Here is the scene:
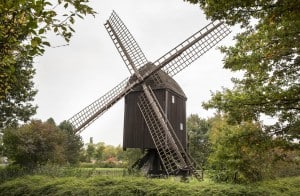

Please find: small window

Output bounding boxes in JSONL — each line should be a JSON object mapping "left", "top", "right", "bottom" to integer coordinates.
{"left": 171, "top": 95, "right": 175, "bottom": 104}
{"left": 180, "top": 123, "right": 184, "bottom": 131}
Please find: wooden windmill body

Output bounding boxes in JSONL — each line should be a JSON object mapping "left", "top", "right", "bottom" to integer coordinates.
{"left": 68, "top": 11, "right": 230, "bottom": 180}
{"left": 124, "top": 63, "right": 187, "bottom": 150}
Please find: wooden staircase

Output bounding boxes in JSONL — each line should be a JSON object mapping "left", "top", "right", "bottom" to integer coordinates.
{"left": 138, "top": 86, "right": 202, "bottom": 180}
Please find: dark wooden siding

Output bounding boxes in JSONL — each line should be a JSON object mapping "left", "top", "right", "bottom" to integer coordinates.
{"left": 123, "top": 89, "right": 186, "bottom": 150}
{"left": 165, "top": 90, "right": 187, "bottom": 149}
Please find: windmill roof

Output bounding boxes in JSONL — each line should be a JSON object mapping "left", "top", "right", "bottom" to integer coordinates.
{"left": 129, "top": 63, "right": 186, "bottom": 98}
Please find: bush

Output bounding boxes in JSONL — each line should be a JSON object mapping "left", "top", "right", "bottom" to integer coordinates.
{"left": 0, "top": 164, "right": 130, "bottom": 184}
{"left": 208, "top": 118, "right": 276, "bottom": 183}
{"left": 0, "top": 175, "right": 299, "bottom": 195}
{"left": 0, "top": 164, "right": 29, "bottom": 183}
{"left": 2, "top": 120, "right": 83, "bottom": 168}
{"left": 79, "top": 162, "right": 96, "bottom": 168}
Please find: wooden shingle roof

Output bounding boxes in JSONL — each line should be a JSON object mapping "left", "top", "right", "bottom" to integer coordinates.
{"left": 128, "top": 63, "right": 186, "bottom": 98}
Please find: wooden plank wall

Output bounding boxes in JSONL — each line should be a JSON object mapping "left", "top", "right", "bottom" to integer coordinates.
{"left": 123, "top": 89, "right": 187, "bottom": 150}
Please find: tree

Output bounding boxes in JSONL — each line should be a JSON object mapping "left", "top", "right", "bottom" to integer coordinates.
{"left": 208, "top": 115, "right": 274, "bottom": 183}
{"left": 0, "top": 132, "right": 3, "bottom": 158}
{"left": 102, "top": 145, "right": 118, "bottom": 161}
{"left": 59, "top": 121, "right": 83, "bottom": 165}
{"left": 115, "top": 145, "right": 124, "bottom": 161}
{"left": 2, "top": 119, "right": 84, "bottom": 168}
{"left": 2, "top": 120, "right": 66, "bottom": 168}
{"left": 121, "top": 148, "right": 143, "bottom": 168}
{"left": 186, "top": 114, "right": 211, "bottom": 169}
{"left": 86, "top": 143, "right": 95, "bottom": 163}
{"left": 0, "top": 57, "right": 37, "bottom": 129}
{"left": 94, "top": 142, "right": 105, "bottom": 162}
{"left": 186, "top": 0, "right": 300, "bottom": 141}
{"left": 0, "top": 0, "right": 96, "bottom": 129}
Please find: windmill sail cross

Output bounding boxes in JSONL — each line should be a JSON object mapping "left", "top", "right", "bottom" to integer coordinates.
{"left": 68, "top": 11, "right": 230, "bottom": 149}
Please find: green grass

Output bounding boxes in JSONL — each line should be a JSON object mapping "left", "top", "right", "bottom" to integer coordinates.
{"left": 0, "top": 165, "right": 130, "bottom": 184}
{"left": 0, "top": 175, "right": 299, "bottom": 195}
{"left": 81, "top": 167, "right": 125, "bottom": 171}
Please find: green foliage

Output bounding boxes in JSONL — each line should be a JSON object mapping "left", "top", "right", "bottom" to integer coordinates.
{"left": 59, "top": 121, "right": 83, "bottom": 165}
{"left": 186, "top": 0, "right": 300, "bottom": 141}
{"left": 209, "top": 116, "right": 273, "bottom": 183}
{"left": 94, "top": 142, "right": 105, "bottom": 162}
{"left": 186, "top": 114, "right": 299, "bottom": 183}
{"left": 0, "top": 132, "right": 3, "bottom": 156}
{"left": 0, "top": 164, "right": 127, "bottom": 184}
{"left": 102, "top": 144, "right": 118, "bottom": 160}
{"left": 0, "top": 56, "right": 37, "bottom": 129}
{"left": 187, "top": 114, "right": 211, "bottom": 169}
{"left": 121, "top": 148, "right": 143, "bottom": 168}
{"left": 270, "top": 148, "right": 300, "bottom": 178}
{"left": 80, "top": 141, "right": 142, "bottom": 168}
{"left": 0, "top": 164, "right": 29, "bottom": 183}
{"left": 3, "top": 120, "right": 66, "bottom": 168}
{"left": 0, "top": 0, "right": 96, "bottom": 60}
{"left": 207, "top": 115, "right": 295, "bottom": 183}
{"left": 86, "top": 143, "right": 95, "bottom": 162}
{"left": 0, "top": 174, "right": 300, "bottom": 195}
{"left": 2, "top": 119, "right": 84, "bottom": 168}
{"left": 0, "top": 0, "right": 96, "bottom": 129}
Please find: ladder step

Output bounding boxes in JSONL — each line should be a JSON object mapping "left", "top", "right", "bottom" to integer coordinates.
{"left": 138, "top": 88, "right": 188, "bottom": 175}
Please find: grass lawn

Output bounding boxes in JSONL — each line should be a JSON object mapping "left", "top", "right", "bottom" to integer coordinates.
{"left": 0, "top": 174, "right": 299, "bottom": 195}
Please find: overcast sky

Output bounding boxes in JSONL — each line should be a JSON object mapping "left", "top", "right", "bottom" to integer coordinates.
{"left": 33, "top": 0, "right": 238, "bottom": 146}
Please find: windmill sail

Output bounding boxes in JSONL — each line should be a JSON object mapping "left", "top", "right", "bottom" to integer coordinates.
{"left": 105, "top": 11, "right": 148, "bottom": 75}
{"left": 68, "top": 77, "right": 136, "bottom": 133}
{"left": 153, "top": 21, "right": 231, "bottom": 77}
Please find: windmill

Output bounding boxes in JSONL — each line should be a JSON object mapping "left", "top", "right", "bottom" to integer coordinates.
{"left": 68, "top": 11, "right": 230, "bottom": 180}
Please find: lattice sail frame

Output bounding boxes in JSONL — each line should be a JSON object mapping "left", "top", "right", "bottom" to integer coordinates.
{"left": 104, "top": 11, "right": 148, "bottom": 75}
{"left": 68, "top": 11, "right": 231, "bottom": 133}
{"left": 68, "top": 77, "right": 135, "bottom": 133}
{"left": 156, "top": 21, "right": 230, "bottom": 77}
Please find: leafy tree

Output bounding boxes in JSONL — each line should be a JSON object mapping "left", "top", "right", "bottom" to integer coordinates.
{"left": 0, "top": 57, "right": 37, "bottom": 129}
{"left": 2, "top": 120, "right": 66, "bottom": 168}
{"left": 102, "top": 145, "right": 118, "bottom": 161}
{"left": 115, "top": 145, "right": 124, "bottom": 161}
{"left": 186, "top": 114, "right": 211, "bottom": 169}
{"left": 80, "top": 142, "right": 141, "bottom": 168}
{"left": 47, "top": 117, "right": 56, "bottom": 125}
{"left": 86, "top": 143, "right": 95, "bottom": 163}
{"left": 78, "top": 146, "right": 90, "bottom": 163}
{"left": 270, "top": 147, "right": 300, "bottom": 177}
{"left": 2, "top": 119, "right": 84, "bottom": 167}
{"left": 0, "top": 132, "right": 3, "bottom": 158}
{"left": 0, "top": 0, "right": 96, "bottom": 129}
{"left": 94, "top": 142, "right": 105, "bottom": 162}
{"left": 59, "top": 120, "right": 83, "bottom": 165}
{"left": 121, "top": 148, "right": 143, "bottom": 168}
{"left": 208, "top": 115, "right": 274, "bottom": 183}
{"left": 186, "top": 0, "right": 300, "bottom": 141}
